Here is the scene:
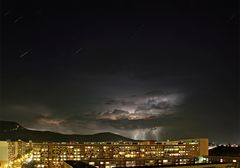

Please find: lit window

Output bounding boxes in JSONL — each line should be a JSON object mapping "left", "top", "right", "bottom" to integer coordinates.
{"left": 163, "top": 160, "right": 168, "bottom": 163}
{"left": 89, "top": 162, "right": 95, "bottom": 166}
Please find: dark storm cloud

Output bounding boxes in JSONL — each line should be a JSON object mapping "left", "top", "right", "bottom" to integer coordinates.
{"left": 97, "top": 115, "right": 180, "bottom": 130}
{"left": 1, "top": 0, "right": 238, "bottom": 143}
{"left": 0, "top": 104, "right": 59, "bottom": 130}
{"left": 97, "top": 91, "right": 183, "bottom": 121}
{"left": 136, "top": 98, "right": 171, "bottom": 111}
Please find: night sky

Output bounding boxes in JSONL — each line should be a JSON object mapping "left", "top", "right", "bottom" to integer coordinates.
{"left": 1, "top": 0, "right": 239, "bottom": 143}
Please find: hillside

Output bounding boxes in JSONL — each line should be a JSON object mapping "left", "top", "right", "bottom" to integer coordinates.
{"left": 0, "top": 121, "right": 133, "bottom": 142}
{"left": 209, "top": 145, "right": 240, "bottom": 157}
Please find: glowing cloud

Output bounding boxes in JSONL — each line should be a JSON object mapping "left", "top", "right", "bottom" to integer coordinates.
{"left": 97, "top": 92, "right": 184, "bottom": 121}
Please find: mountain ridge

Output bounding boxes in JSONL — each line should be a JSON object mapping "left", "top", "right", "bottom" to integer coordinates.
{"left": 0, "top": 120, "right": 133, "bottom": 142}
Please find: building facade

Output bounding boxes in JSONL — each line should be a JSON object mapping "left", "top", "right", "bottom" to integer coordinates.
{"left": 31, "top": 139, "right": 208, "bottom": 167}
{"left": 1, "top": 140, "right": 33, "bottom": 168}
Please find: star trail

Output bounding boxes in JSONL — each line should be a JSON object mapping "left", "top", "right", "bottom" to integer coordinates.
{"left": 1, "top": 0, "right": 239, "bottom": 144}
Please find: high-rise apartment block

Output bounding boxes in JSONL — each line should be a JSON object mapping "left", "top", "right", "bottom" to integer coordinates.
{"left": 32, "top": 138, "right": 208, "bottom": 167}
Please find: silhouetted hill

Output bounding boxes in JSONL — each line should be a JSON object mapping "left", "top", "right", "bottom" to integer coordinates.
{"left": 209, "top": 146, "right": 240, "bottom": 157}
{"left": 0, "top": 121, "right": 133, "bottom": 142}
{"left": 0, "top": 121, "right": 25, "bottom": 132}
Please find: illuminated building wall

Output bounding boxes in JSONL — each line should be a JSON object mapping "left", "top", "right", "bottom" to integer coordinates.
{"left": 0, "top": 141, "right": 8, "bottom": 168}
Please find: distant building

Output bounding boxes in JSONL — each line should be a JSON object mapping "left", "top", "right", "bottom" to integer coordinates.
{"left": 31, "top": 138, "right": 208, "bottom": 167}
{"left": 64, "top": 162, "right": 238, "bottom": 168}
{"left": 63, "top": 156, "right": 240, "bottom": 168}
{"left": 4, "top": 138, "right": 240, "bottom": 167}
